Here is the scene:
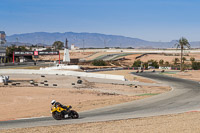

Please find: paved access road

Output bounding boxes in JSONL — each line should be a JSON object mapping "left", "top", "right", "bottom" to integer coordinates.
{"left": 1, "top": 72, "right": 200, "bottom": 129}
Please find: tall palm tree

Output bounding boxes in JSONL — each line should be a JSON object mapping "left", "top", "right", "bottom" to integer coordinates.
{"left": 175, "top": 37, "right": 190, "bottom": 71}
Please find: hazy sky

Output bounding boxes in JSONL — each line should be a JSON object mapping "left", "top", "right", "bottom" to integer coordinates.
{"left": 0, "top": 0, "right": 200, "bottom": 42}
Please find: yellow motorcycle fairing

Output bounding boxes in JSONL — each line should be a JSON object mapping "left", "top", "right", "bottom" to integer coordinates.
{"left": 51, "top": 105, "right": 71, "bottom": 113}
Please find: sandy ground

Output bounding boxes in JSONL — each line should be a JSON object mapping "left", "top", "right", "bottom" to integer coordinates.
{"left": 94, "top": 70, "right": 156, "bottom": 83}
{"left": 0, "top": 73, "right": 168, "bottom": 121}
{"left": 3, "top": 111, "right": 200, "bottom": 133}
{"left": 122, "top": 53, "right": 200, "bottom": 66}
{"left": 163, "top": 70, "right": 200, "bottom": 82}
{"left": 2, "top": 70, "right": 200, "bottom": 133}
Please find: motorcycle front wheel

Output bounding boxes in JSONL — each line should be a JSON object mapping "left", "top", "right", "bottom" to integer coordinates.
{"left": 52, "top": 112, "right": 63, "bottom": 120}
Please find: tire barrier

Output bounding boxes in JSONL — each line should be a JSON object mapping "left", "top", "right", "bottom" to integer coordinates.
{"left": 77, "top": 80, "right": 82, "bottom": 84}
{"left": 53, "top": 84, "right": 57, "bottom": 86}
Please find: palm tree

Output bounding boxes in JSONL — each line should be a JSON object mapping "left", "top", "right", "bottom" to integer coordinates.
{"left": 159, "top": 59, "right": 164, "bottom": 66}
{"left": 182, "top": 57, "right": 187, "bottom": 64}
{"left": 165, "top": 61, "right": 170, "bottom": 66}
{"left": 173, "top": 58, "right": 180, "bottom": 65}
{"left": 175, "top": 37, "right": 190, "bottom": 71}
{"left": 190, "top": 57, "right": 195, "bottom": 63}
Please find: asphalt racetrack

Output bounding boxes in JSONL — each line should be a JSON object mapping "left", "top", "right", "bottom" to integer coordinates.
{"left": 1, "top": 72, "right": 200, "bottom": 129}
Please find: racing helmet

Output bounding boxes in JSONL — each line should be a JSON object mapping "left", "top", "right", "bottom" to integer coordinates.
{"left": 51, "top": 100, "right": 56, "bottom": 105}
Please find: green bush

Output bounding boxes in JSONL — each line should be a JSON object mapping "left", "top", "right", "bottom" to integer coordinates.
{"left": 92, "top": 60, "right": 106, "bottom": 66}
{"left": 132, "top": 60, "right": 142, "bottom": 67}
{"left": 147, "top": 59, "right": 159, "bottom": 68}
{"left": 192, "top": 61, "right": 200, "bottom": 70}
{"left": 132, "top": 59, "right": 159, "bottom": 68}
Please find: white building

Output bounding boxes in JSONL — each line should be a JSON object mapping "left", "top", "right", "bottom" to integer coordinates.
{"left": 71, "top": 44, "right": 79, "bottom": 50}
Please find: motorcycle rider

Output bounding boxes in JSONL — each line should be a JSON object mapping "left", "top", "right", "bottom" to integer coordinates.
{"left": 51, "top": 100, "right": 70, "bottom": 117}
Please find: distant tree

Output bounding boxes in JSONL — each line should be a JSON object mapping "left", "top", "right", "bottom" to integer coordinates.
{"left": 165, "top": 61, "right": 170, "bottom": 66}
{"left": 182, "top": 57, "right": 187, "bottom": 64}
{"left": 192, "top": 61, "right": 200, "bottom": 70}
{"left": 6, "top": 45, "right": 16, "bottom": 57}
{"left": 29, "top": 46, "right": 32, "bottom": 51}
{"left": 147, "top": 59, "right": 159, "bottom": 68}
{"left": 92, "top": 60, "right": 106, "bottom": 66}
{"left": 159, "top": 59, "right": 164, "bottom": 66}
{"left": 143, "top": 62, "right": 148, "bottom": 69}
{"left": 44, "top": 47, "right": 52, "bottom": 51}
{"left": 132, "top": 60, "right": 142, "bottom": 67}
{"left": 173, "top": 58, "right": 180, "bottom": 65}
{"left": 175, "top": 37, "right": 190, "bottom": 71}
{"left": 6, "top": 45, "right": 30, "bottom": 62}
{"left": 52, "top": 41, "right": 64, "bottom": 50}
{"left": 190, "top": 57, "right": 195, "bottom": 63}
{"left": 17, "top": 46, "right": 27, "bottom": 51}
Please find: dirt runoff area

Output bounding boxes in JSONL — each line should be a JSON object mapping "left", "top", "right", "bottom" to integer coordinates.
{"left": 0, "top": 73, "right": 169, "bottom": 121}
{"left": 3, "top": 70, "right": 200, "bottom": 133}
{"left": 163, "top": 70, "right": 200, "bottom": 82}
{"left": 94, "top": 70, "right": 156, "bottom": 83}
{"left": 3, "top": 111, "right": 200, "bottom": 133}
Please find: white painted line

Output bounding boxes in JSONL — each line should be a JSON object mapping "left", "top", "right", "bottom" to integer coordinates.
{"left": 17, "top": 116, "right": 50, "bottom": 120}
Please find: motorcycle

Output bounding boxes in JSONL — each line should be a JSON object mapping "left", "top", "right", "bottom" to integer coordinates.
{"left": 51, "top": 105, "right": 79, "bottom": 120}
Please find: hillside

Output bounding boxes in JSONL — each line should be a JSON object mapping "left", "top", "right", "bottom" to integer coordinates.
{"left": 6, "top": 32, "right": 200, "bottom": 48}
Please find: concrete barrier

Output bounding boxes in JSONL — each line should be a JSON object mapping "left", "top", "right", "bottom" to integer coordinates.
{"left": 159, "top": 67, "right": 172, "bottom": 70}
{"left": 40, "top": 64, "right": 80, "bottom": 70}
{"left": 0, "top": 69, "right": 125, "bottom": 81}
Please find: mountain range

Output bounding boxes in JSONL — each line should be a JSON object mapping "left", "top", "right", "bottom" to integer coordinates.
{"left": 6, "top": 32, "right": 200, "bottom": 48}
